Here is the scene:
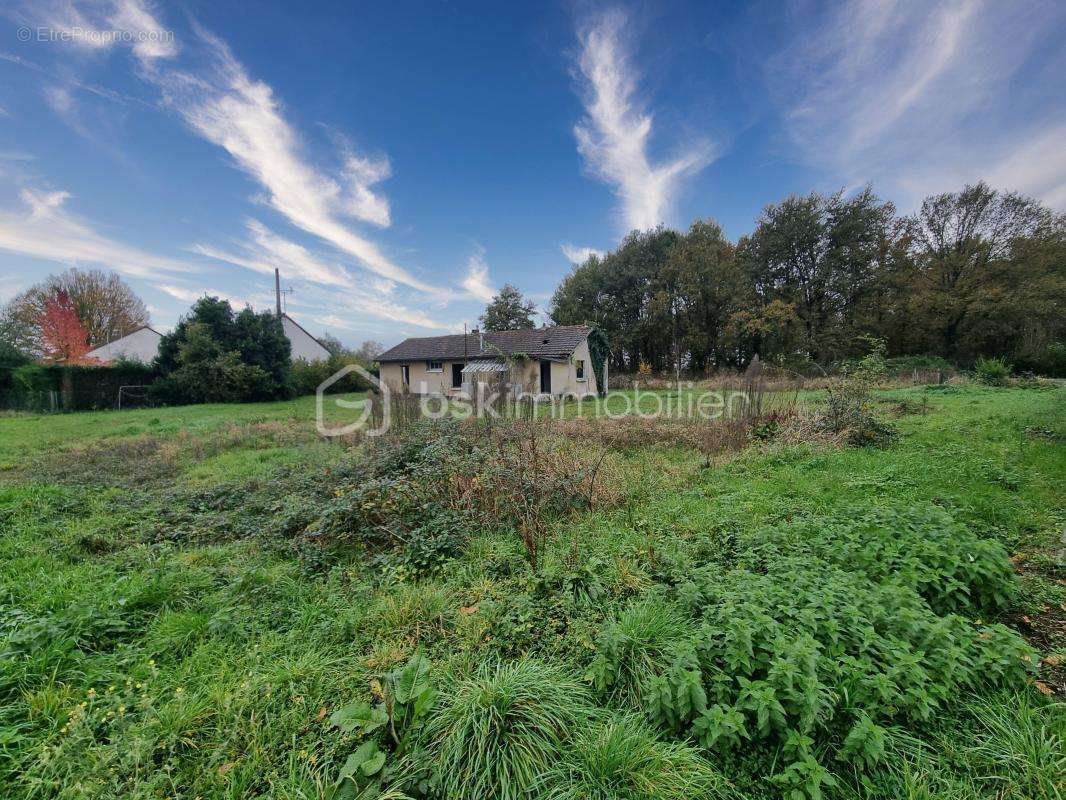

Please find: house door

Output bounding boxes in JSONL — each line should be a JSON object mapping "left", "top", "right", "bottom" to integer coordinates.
{"left": 401, "top": 365, "right": 410, "bottom": 389}
{"left": 452, "top": 363, "right": 464, "bottom": 389}
{"left": 539, "top": 360, "right": 552, "bottom": 394}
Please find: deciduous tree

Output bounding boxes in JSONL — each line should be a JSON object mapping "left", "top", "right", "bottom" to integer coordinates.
{"left": 480, "top": 284, "right": 537, "bottom": 331}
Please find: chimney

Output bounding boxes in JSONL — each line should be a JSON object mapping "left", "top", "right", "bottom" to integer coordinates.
{"left": 274, "top": 268, "right": 282, "bottom": 317}
{"left": 472, "top": 327, "right": 483, "bottom": 351}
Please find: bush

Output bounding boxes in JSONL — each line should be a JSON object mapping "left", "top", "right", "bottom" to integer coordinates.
{"left": 152, "top": 297, "right": 293, "bottom": 404}
{"left": 1, "top": 361, "right": 156, "bottom": 411}
{"left": 150, "top": 326, "right": 271, "bottom": 405}
{"left": 973, "top": 356, "right": 1012, "bottom": 386}
{"left": 820, "top": 338, "right": 897, "bottom": 446}
{"left": 423, "top": 658, "right": 591, "bottom": 799}
{"left": 291, "top": 354, "right": 375, "bottom": 397}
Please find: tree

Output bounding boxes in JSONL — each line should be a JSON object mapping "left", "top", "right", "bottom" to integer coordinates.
{"left": 480, "top": 284, "right": 537, "bottom": 331}
{"left": 355, "top": 340, "right": 384, "bottom": 362}
{"left": 739, "top": 187, "right": 895, "bottom": 363}
{"left": 153, "top": 297, "right": 293, "bottom": 404}
{"left": 38, "top": 289, "right": 96, "bottom": 364}
{"left": 898, "top": 182, "right": 1058, "bottom": 361}
{"left": 0, "top": 269, "right": 148, "bottom": 357}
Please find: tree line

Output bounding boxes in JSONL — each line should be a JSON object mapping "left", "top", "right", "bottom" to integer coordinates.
{"left": 548, "top": 183, "right": 1066, "bottom": 375}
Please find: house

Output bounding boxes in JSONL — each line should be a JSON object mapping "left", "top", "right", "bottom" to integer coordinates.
{"left": 281, "top": 314, "right": 331, "bottom": 361}
{"left": 376, "top": 325, "right": 606, "bottom": 397}
{"left": 84, "top": 314, "right": 330, "bottom": 365}
{"left": 85, "top": 325, "right": 162, "bottom": 364}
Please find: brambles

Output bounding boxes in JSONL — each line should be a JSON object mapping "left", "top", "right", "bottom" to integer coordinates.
{"left": 298, "top": 419, "right": 620, "bottom": 573}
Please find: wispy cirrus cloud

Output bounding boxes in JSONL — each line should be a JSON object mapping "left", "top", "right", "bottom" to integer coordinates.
{"left": 155, "top": 282, "right": 251, "bottom": 308}
{"left": 193, "top": 221, "right": 454, "bottom": 331}
{"left": 192, "top": 219, "right": 354, "bottom": 288}
{"left": 144, "top": 26, "right": 448, "bottom": 296}
{"left": 561, "top": 243, "right": 604, "bottom": 264}
{"left": 12, "top": 1, "right": 462, "bottom": 300}
{"left": 769, "top": 0, "right": 1066, "bottom": 208}
{"left": 460, "top": 245, "right": 496, "bottom": 303}
{"left": 0, "top": 186, "right": 194, "bottom": 278}
{"left": 573, "top": 9, "right": 714, "bottom": 233}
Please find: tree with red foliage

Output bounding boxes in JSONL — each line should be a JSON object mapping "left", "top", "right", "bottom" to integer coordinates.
{"left": 38, "top": 289, "right": 97, "bottom": 364}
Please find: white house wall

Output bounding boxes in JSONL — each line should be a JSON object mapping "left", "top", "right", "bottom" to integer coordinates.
{"left": 282, "top": 316, "right": 330, "bottom": 362}
{"left": 85, "top": 327, "right": 162, "bottom": 363}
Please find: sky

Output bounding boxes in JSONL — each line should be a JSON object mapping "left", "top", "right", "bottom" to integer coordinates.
{"left": 1, "top": 0, "right": 1063, "bottom": 347}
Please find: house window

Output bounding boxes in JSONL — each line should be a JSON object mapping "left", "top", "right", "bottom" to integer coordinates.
{"left": 426, "top": 360, "right": 443, "bottom": 372}
{"left": 575, "top": 359, "right": 586, "bottom": 380}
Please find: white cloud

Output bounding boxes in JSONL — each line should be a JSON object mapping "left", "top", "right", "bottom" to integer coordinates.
{"left": 109, "top": 0, "right": 179, "bottom": 64}
{"left": 0, "top": 186, "right": 195, "bottom": 278}
{"left": 192, "top": 219, "right": 354, "bottom": 287}
{"left": 340, "top": 151, "right": 391, "bottom": 228}
{"left": 984, "top": 124, "right": 1066, "bottom": 210}
{"left": 460, "top": 245, "right": 495, "bottom": 302}
{"left": 296, "top": 282, "right": 456, "bottom": 332}
{"left": 573, "top": 10, "right": 714, "bottom": 232}
{"left": 147, "top": 27, "right": 449, "bottom": 297}
{"left": 193, "top": 222, "right": 454, "bottom": 331}
{"left": 561, "top": 243, "right": 605, "bottom": 264}
{"left": 156, "top": 283, "right": 244, "bottom": 306}
{"left": 770, "top": 0, "right": 1066, "bottom": 209}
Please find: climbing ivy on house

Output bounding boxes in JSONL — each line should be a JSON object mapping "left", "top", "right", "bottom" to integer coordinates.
{"left": 586, "top": 326, "right": 610, "bottom": 396}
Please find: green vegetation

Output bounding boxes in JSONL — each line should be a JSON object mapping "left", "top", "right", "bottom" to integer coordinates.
{"left": 552, "top": 183, "right": 1066, "bottom": 375}
{"left": 0, "top": 384, "right": 1063, "bottom": 799}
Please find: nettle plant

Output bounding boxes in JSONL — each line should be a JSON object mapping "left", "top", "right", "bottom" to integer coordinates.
{"left": 586, "top": 506, "right": 1036, "bottom": 800}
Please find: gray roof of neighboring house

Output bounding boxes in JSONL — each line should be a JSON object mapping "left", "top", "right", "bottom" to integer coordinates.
{"left": 377, "top": 325, "right": 592, "bottom": 363}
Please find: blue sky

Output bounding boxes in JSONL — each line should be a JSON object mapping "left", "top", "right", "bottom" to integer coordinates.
{"left": 1, "top": 0, "right": 1064, "bottom": 347}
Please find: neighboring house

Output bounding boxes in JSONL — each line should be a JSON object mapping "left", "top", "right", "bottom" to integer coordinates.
{"left": 282, "top": 314, "right": 331, "bottom": 361}
{"left": 84, "top": 314, "right": 330, "bottom": 364}
{"left": 377, "top": 325, "right": 606, "bottom": 397}
{"left": 85, "top": 326, "right": 162, "bottom": 364}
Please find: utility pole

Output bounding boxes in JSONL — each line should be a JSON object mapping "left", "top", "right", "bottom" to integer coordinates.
{"left": 275, "top": 268, "right": 282, "bottom": 317}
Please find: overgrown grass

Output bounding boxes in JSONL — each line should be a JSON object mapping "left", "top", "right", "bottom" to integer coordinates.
{"left": 0, "top": 385, "right": 1062, "bottom": 799}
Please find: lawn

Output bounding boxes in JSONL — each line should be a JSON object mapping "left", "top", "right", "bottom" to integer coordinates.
{"left": 0, "top": 384, "right": 1062, "bottom": 799}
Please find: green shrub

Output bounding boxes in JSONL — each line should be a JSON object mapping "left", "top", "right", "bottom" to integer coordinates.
{"left": 152, "top": 297, "right": 293, "bottom": 404}
{"left": 973, "top": 356, "right": 1012, "bottom": 386}
{"left": 423, "top": 658, "right": 590, "bottom": 799}
{"left": 821, "top": 338, "right": 897, "bottom": 446}
{"left": 291, "top": 354, "right": 375, "bottom": 396}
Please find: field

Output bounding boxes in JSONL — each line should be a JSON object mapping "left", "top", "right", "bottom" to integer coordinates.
{"left": 0, "top": 384, "right": 1063, "bottom": 799}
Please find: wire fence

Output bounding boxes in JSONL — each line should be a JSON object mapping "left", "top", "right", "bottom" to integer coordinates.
{"left": 0, "top": 385, "right": 154, "bottom": 413}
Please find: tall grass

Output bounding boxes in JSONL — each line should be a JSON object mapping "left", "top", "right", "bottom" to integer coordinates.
{"left": 548, "top": 712, "right": 727, "bottom": 800}
{"left": 422, "top": 658, "right": 591, "bottom": 799}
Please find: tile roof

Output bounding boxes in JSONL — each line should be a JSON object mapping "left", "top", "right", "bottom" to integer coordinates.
{"left": 377, "top": 325, "right": 592, "bottom": 362}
